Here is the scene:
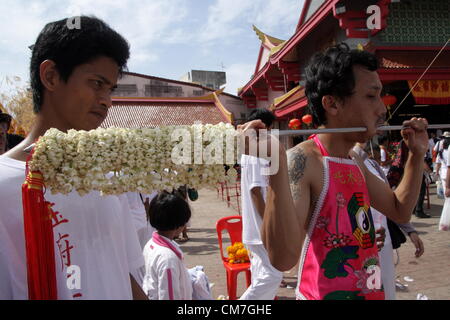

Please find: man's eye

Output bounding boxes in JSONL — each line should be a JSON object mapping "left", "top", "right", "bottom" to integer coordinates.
{"left": 91, "top": 80, "right": 103, "bottom": 89}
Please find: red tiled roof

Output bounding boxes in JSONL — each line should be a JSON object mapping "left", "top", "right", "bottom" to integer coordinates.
{"left": 101, "top": 101, "right": 229, "bottom": 128}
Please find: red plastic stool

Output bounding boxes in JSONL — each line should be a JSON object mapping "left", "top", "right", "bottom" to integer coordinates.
{"left": 216, "top": 216, "right": 251, "bottom": 300}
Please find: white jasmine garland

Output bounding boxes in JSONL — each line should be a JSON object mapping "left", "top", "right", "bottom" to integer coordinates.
{"left": 30, "top": 124, "right": 240, "bottom": 196}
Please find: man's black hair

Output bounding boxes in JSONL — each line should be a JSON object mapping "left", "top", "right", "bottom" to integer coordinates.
{"left": 147, "top": 192, "right": 191, "bottom": 231}
{"left": 30, "top": 16, "right": 130, "bottom": 113}
{"left": 305, "top": 43, "right": 378, "bottom": 126}
{"left": 247, "top": 108, "right": 276, "bottom": 128}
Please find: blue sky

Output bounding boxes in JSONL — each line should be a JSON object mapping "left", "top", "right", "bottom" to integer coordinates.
{"left": 0, "top": 0, "right": 304, "bottom": 95}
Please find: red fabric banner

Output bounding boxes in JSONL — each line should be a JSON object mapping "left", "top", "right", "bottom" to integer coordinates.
{"left": 408, "top": 80, "right": 450, "bottom": 105}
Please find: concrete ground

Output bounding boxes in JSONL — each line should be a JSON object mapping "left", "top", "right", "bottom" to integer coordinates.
{"left": 181, "top": 185, "right": 450, "bottom": 300}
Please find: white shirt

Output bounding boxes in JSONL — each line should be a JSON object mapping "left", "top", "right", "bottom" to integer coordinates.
{"left": 437, "top": 149, "right": 449, "bottom": 180}
{"left": 240, "top": 155, "right": 269, "bottom": 245}
{"left": 448, "top": 148, "right": 450, "bottom": 168}
{"left": 125, "top": 192, "right": 156, "bottom": 249}
{"left": 380, "top": 147, "right": 390, "bottom": 176}
{"left": 142, "top": 232, "right": 192, "bottom": 300}
{"left": 0, "top": 155, "right": 144, "bottom": 300}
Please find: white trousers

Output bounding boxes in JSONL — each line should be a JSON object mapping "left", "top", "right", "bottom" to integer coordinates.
{"left": 372, "top": 207, "right": 396, "bottom": 300}
{"left": 439, "top": 179, "right": 450, "bottom": 231}
{"left": 379, "top": 237, "right": 396, "bottom": 300}
{"left": 239, "top": 244, "right": 283, "bottom": 300}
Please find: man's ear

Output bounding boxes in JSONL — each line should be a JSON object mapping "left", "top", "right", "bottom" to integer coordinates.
{"left": 321, "top": 95, "right": 339, "bottom": 117}
{"left": 39, "top": 60, "right": 60, "bottom": 92}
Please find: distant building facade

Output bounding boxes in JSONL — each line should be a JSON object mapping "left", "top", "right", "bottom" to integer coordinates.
{"left": 180, "top": 70, "right": 226, "bottom": 90}
{"left": 112, "top": 71, "right": 247, "bottom": 126}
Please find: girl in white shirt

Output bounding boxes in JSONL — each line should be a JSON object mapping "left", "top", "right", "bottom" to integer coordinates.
{"left": 436, "top": 138, "right": 450, "bottom": 231}
{"left": 142, "top": 192, "right": 193, "bottom": 300}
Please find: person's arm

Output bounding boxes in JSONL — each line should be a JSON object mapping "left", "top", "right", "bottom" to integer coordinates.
{"left": 445, "top": 162, "right": 450, "bottom": 198}
{"left": 363, "top": 152, "right": 423, "bottom": 224}
{"left": 250, "top": 187, "right": 265, "bottom": 219}
{"left": 352, "top": 119, "right": 428, "bottom": 224}
{"left": 261, "top": 145, "right": 309, "bottom": 271}
{"left": 397, "top": 222, "right": 416, "bottom": 235}
{"left": 394, "top": 221, "right": 425, "bottom": 257}
{"left": 130, "top": 274, "right": 148, "bottom": 300}
{"left": 408, "top": 232, "right": 424, "bottom": 258}
{"left": 158, "top": 266, "right": 182, "bottom": 300}
{"left": 435, "top": 161, "right": 441, "bottom": 177}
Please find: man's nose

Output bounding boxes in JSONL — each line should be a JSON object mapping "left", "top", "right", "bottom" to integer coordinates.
{"left": 98, "top": 92, "right": 112, "bottom": 109}
{"left": 378, "top": 98, "right": 387, "bottom": 119}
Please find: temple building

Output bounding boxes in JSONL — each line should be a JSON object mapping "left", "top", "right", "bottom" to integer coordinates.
{"left": 238, "top": 0, "right": 450, "bottom": 147}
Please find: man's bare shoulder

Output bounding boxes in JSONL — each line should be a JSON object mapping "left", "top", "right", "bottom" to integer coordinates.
{"left": 287, "top": 140, "right": 322, "bottom": 165}
{"left": 286, "top": 140, "right": 322, "bottom": 182}
{"left": 287, "top": 140, "right": 324, "bottom": 205}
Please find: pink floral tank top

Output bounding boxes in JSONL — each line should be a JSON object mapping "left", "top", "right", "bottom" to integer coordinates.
{"left": 296, "top": 135, "right": 385, "bottom": 300}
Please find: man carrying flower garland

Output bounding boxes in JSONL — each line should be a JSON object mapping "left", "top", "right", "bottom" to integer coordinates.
{"left": 240, "top": 43, "right": 428, "bottom": 300}
{"left": 0, "top": 16, "right": 146, "bottom": 299}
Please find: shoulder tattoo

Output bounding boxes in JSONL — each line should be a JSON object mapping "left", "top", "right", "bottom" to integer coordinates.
{"left": 287, "top": 148, "right": 307, "bottom": 200}
{"left": 288, "top": 148, "right": 307, "bottom": 185}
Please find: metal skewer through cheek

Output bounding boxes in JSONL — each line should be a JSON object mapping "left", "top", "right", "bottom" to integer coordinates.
{"left": 278, "top": 124, "right": 450, "bottom": 137}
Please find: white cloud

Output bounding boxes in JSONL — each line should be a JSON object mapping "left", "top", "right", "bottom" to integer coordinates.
{"left": 0, "top": 0, "right": 189, "bottom": 82}
{"left": 193, "top": 0, "right": 304, "bottom": 92}
{"left": 162, "top": 28, "right": 194, "bottom": 45}
{"left": 254, "top": 0, "right": 303, "bottom": 35}
{"left": 197, "top": 0, "right": 303, "bottom": 45}
{"left": 63, "top": 0, "right": 189, "bottom": 69}
{"left": 198, "top": 0, "right": 254, "bottom": 43}
{"left": 224, "top": 63, "right": 255, "bottom": 95}
{"left": 127, "top": 51, "right": 159, "bottom": 71}
{"left": 0, "top": 0, "right": 305, "bottom": 96}
{"left": 0, "top": 1, "right": 50, "bottom": 53}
